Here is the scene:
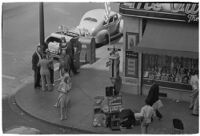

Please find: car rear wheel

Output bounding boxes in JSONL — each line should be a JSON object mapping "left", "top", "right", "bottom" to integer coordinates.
{"left": 105, "top": 34, "right": 109, "bottom": 45}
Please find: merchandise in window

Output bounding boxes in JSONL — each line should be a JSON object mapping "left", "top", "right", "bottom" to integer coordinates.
{"left": 143, "top": 54, "right": 198, "bottom": 85}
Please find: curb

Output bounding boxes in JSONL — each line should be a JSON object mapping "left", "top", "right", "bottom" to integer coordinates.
{"left": 13, "top": 82, "right": 96, "bottom": 134}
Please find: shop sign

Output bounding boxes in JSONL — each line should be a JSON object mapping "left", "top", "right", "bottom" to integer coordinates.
{"left": 108, "top": 96, "right": 122, "bottom": 106}
{"left": 108, "top": 96, "right": 122, "bottom": 113}
{"left": 127, "top": 58, "right": 137, "bottom": 75}
{"left": 109, "top": 105, "right": 122, "bottom": 113}
{"left": 120, "top": 3, "right": 198, "bottom": 23}
{"left": 125, "top": 51, "right": 138, "bottom": 78}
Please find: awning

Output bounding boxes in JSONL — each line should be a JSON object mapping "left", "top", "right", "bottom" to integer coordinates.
{"left": 132, "top": 20, "right": 199, "bottom": 58}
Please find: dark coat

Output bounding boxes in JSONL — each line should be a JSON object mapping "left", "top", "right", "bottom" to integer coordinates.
{"left": 59, "top": 54, "right": 71, "bottom": 74}
{"left": 32, "top": 51, "right": 40, "bottom": 70}
{"left": 65, "top": 41, "right": 74, "bottom": 58}
{"left": 145, "top": 83, "right": 159, "bottom": 106}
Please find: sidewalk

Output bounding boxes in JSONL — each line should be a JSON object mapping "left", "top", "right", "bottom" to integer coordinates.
{"left": 14, "top": 45, "right": 199, "bottom": 134}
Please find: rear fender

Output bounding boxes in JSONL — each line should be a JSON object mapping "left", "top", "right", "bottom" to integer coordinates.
{"left": 95, "top": 30, "right": 109, "bottom": 44}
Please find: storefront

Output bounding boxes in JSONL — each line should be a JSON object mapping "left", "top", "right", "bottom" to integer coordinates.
{"left": 119, "top": 2, "right": 199, "bottom": 101}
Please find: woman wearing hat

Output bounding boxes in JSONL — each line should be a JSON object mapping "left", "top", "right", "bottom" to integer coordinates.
{"left": 54, "top": 72, "right": 72, "bottom": 120}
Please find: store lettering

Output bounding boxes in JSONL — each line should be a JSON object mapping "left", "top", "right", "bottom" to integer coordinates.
{"left": 124, "top": 3, "right": 198, "bottom": 22}
{"left": 187, "top": 14, "right": 199, "bottom": 22}
{"left": 184, "top": 4, "right": 198, "bottom": 14}
{"left": 125, "top": 3, "right": 198, "bottom": 15}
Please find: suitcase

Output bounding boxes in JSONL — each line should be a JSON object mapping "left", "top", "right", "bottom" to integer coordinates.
{"left": 110, "top": 113, "right": 120, "bottom": 131}
{"left": 106, "top": 113, "right": 120, "bottom": 131}
{"left": 105, "top": 86, "right": 118, "bottom": 97}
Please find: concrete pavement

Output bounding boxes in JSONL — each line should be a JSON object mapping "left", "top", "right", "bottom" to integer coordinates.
{"left": 14, "top": 45, "right": 199, "bottom": 134}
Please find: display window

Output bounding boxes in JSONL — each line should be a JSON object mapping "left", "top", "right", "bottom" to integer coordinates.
{"left": 142, "top": 53, "right": 198, "bottom": 90}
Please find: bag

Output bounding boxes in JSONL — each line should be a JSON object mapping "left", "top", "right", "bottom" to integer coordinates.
{"left": 119, "top": 109, "right": 136, "bottom": 128}
{"left": 152, "top": 99, "right": 163, "bottom": 110}
{"left": 93, "top": 113, "right": 106, "bottom": 127}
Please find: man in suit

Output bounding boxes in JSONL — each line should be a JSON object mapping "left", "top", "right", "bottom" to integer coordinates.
{"left": 66, "top": 37, "right": 78, "bottom": 74}
{"left": 73, "top": 37, "right": 82, "bottom": 73}
{"left": 32, "top": 46, "right": 42, "bottom": 89}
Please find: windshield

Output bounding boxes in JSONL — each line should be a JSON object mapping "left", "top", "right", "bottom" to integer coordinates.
{"left": 83, "top": 17, "right": 97, "bottom": 22}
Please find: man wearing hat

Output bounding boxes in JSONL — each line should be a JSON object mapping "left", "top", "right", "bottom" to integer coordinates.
{"left": 32, "top": 46, "right": 42, "bottom": 89}
{"left": 66, "top": 37, "right": 78, "bottom": 74}
{"left": 72, "top": 37, "right": 82, "bottom": 73}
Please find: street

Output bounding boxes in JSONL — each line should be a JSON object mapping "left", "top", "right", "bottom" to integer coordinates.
{"left": 2, "top": 2, "right": 198, "bottom": 134}
{"left": 2, "top": 2, "right": 119, "bottom": 133}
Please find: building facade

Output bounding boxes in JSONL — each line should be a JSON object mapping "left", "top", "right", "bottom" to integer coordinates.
{"left": 119, "top": 2, "right": 199, "bottom": 101}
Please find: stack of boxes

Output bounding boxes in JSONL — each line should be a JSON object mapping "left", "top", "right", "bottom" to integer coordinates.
{"left": 92, "top": 48, "right": 122, "bottom": 130}
{"left": 106, "top": 49, "right": 122, "bottom": 130}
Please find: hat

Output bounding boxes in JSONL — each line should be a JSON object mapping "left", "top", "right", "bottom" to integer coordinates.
{"left": 61, "top": 37, "right": 66, "bottom": 43}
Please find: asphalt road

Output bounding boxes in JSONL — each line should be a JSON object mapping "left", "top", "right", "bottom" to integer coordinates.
{"left": 2, "top": 2, "right": 119, "bottom": 133}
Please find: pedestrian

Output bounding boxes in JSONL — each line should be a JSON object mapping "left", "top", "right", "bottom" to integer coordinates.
{"left": 67, "top": 37, "right": 78, "bottom": 74}
{"left": 140, "top": 99, "right": 155, "bottom": 134}
{"left": 73, "top": 37, "right": 82, "bottom": 73}
{"left": 32, "top": 46, "right": 42, "bottom": 89}
{"left": 37, "top": 54, "right": 53, "bottom": 91}
{"left": 189, "top": 70, "right": 199, "bottom": 116}
{"left": 59, "top": 49, "right": 71, "bottom": 77}
{"left": 47, "top": 54, "right": 54, "bottom": 85}
{"left": 54, "top": 72, "right": 71, "bottom": 120}
{"left": 145, "top": 82, "right": 163, "bottom": 120}
{"left": 110, "top": 77, "right": 122, "bottom": 95}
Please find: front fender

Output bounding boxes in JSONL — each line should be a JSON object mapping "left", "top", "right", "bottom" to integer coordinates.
{"left": 95, "top": 29, "right": 109, "bottom": 44}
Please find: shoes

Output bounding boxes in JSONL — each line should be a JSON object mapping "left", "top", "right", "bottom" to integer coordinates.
{"left": 192, "top": 113, "right": 199, "bottom": 116}
{"left": 53, "top": 104, "right": 58, "bottom": 108}
{"left": 73, "top": 70, "right": 79, "bottom": 75}
{"left": 34, "top": 85, "right": 41, "bottom": 89}
{"left": 189, "top": 105, "right": 193, "bottom": 110}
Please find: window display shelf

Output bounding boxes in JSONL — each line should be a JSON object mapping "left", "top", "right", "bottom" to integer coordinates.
{"left": 143, "top": 78, "right": 192, "bottom": 91}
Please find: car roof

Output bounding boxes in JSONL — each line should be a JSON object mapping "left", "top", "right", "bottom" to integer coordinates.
{"left": 81, "top": 9, "right": 116, "bottom": 23}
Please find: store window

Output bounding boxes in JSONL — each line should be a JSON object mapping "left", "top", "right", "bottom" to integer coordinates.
{"left": 142, "top": 54, "right": 198, "bottom": 90}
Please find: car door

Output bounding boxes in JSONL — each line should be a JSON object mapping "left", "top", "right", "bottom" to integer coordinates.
{"left": 107, "top": 15, "right": 115, "bottom": 35}
{"left": 109, "top": 14, "right": 118, "bottom": 35}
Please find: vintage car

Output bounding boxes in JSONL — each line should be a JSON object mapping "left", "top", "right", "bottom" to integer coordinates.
{"left": 45, "top": 9, "right": 123, "bottom": 58}
{"left": 76, "top": 9, "right": 123, "bottom": 44}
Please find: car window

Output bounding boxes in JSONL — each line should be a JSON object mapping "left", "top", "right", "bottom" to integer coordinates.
{"left": 83, "top": 17, "right": 97, "bottom": 22}
{"left": 109, "top": 17, "right": 114, "bottom": 24}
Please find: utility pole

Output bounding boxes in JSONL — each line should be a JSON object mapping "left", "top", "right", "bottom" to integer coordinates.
{"left": 39, "top": 2, "right": 45, "bottom": 52}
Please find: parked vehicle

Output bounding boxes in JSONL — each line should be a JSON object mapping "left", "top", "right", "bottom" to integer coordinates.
{"left": 76, "top": 9, "right": 123, "bottom": 44}
{"left": 44, "top": 9, "right": 123, "bottom": 58}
